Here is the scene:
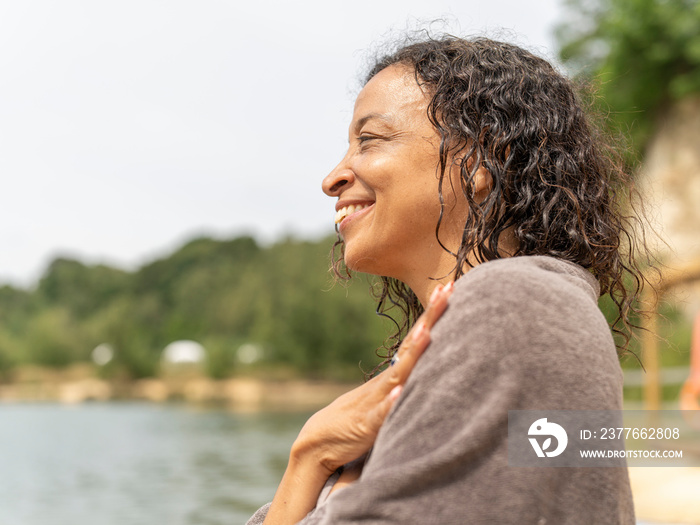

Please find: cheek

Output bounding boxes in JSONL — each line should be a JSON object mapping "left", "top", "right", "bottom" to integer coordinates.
{"left": 352, "top": 154, "right": 390, "bottom": 190}
{"left": 395, "top": 175, "right": 443, "bottom": 223}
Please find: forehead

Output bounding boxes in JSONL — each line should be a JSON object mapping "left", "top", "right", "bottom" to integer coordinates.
{"left": 352, "top": 65, "right": 430, "bottom": 126}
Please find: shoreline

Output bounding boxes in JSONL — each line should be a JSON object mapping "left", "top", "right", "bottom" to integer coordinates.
{"left": 0, "top": 370, "right": 359, "bottom": 411}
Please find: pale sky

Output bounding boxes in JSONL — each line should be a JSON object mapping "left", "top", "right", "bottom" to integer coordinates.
{"left": 0, "top": 0, "right": 565, "bottom": 286}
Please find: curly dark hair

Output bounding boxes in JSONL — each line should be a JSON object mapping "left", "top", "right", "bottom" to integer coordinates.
{"left": 331, "top": 35, "right": 653, "bottom": 374}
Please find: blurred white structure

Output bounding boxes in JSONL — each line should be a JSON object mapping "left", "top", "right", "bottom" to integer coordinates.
{"left": 237, "top": 343, "right": 263, "bottom": 364}
{"left": 91, "top": 343, "right": 114, "bottom": 366}
{"left": 162, "top": 340, "right": 206, "bottom": 364}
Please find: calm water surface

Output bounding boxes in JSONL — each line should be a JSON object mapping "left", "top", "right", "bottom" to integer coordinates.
{"left": 0, "top": 402, "right": 310, "bottom": 525}
{"left": 1, "top": 402, "right": 690, "bottom": 525}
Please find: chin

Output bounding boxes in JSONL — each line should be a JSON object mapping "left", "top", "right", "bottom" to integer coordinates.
{"left": 344, "top": 248, "right": 400, "bottom": 279}
{"left": 343, "top": 246, "right": 381, "bottom": 276}
{"left": 344, "top": 256, "right": 374, "bottom": 275}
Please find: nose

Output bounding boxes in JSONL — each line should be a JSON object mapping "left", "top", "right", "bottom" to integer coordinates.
{"left": 322, "top": 158, "right": 354, "bottom": 197}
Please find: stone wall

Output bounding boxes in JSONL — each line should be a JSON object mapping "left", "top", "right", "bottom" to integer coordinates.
{"left": 638, "top": 96, "right": 700, "bottom": 314}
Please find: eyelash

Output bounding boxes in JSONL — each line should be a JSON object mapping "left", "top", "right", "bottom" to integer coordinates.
{"left": 357, "top": 134, "right": 380, "bottom": 146}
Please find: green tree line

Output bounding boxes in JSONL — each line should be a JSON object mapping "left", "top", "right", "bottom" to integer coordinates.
{"left": 0, "top": 235, "right": 392, "bottom": 381}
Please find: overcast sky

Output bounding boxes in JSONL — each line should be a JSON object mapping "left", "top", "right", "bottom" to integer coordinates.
{"left": 0, "top": 0, "right": 566, "bottom": 287}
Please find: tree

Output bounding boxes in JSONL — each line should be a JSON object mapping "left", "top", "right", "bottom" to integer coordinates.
{"left": 0, "top": 233, "right": 391, "bottom": 379}
{"left": 557, "top": 0, "right": 700, "bottom": 161}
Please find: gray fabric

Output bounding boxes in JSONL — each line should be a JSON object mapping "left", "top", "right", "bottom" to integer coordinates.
{"left": 246, "top": 502, "right": 271, "bottom": 525}
{"left": 248, "top": 256, "right": 635, "bottom": 525}
{"left": 244, "top": 470, "right": 341, "bottom": 525}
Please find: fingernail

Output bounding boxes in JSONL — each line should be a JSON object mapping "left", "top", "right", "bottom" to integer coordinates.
{"left": 429, "top": 285, "right": 443, "bottom": 305}
{"left": 389, "top": 385, "right": 402, "bottom": 401}
{"left": 444, "top": 281, "right": 454, "bottom": 293}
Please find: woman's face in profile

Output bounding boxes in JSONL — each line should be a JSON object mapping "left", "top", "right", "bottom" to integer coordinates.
{"left": 322, "top": 65, "right": 465, "bottom": 283}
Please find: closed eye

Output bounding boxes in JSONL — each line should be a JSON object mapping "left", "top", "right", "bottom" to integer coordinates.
{"left": 357, "top": 133, "right": 387, "bottom": 149}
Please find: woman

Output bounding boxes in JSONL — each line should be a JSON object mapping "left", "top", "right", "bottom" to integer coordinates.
{"left": 249, "top": 35, "right": 644, "bottom": 524}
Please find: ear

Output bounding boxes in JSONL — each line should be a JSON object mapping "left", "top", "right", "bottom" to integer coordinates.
{"left": 465, "top": 156, "right": 493, "bottom": 202}
{"left": 472, "top": 165, "right": 493, "bottom": 202}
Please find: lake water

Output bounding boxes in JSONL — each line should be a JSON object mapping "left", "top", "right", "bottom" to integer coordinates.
{"left": 0, "top": 402, "right": 689, "bottom": 525}
{"left": 0, "top": 402, "right": 310, "bottom": 525}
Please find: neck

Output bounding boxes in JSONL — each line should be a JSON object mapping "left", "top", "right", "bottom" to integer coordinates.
{"left": 408, "top": 277, "right": 451, "bottom": 308}
{"left": 399, "top": 248, "right": 461, "bottom": 306}
{"left": 402, "top": 246, "right": 502, "bottom": 305}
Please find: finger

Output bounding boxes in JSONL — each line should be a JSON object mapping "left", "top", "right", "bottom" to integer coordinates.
{"left": 385, "top": 322, "right": 430, "bottom": 387}
{"left": 391, "top": 281, "right": 454, "bottom": 363}
{"left": 366, "top": 384, "right": 403, "bottom": 431}
{"left": 420, "top": 281, "right": 454, "bottom": 329}
{"left": 383, "top": 282, "right": 454, "bottom": 387}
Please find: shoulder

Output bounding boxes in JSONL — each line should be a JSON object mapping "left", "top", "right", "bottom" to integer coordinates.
{"left": 438, "top": 256, "right": 606, "bottom": 345}
{"left": 452, "top": 255, "right": 600, "bottom": 310}
{"left": 412, "top": 255, "right": 622, "bottom": 410}
{"left": 434, "top": 255, "right": 605, "bottom": 342}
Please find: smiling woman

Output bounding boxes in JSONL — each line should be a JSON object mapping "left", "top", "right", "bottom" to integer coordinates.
{"left": 248, "top": 34, "right": 650, "bottom": 525}
{"left": 323, "top": 65, "right": 473, "bottom": 300}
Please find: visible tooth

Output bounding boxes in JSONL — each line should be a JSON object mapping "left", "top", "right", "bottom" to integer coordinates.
{"left": 335, "top": 203, "right": 373, "bottom": 224}
{"left": 335, "top": 206, "right": 348, "bottom": 224}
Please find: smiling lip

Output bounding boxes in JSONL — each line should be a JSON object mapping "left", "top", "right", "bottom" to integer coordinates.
{"left": 335, "top": 202, "right": 374, "bottom": 229}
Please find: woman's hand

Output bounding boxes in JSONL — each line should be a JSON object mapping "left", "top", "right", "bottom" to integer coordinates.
{"left": 293, "top": 282, "right": 453, "bottom": 475}
{"left": 263, "top": 281, "right": 453, "bottom": 524}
